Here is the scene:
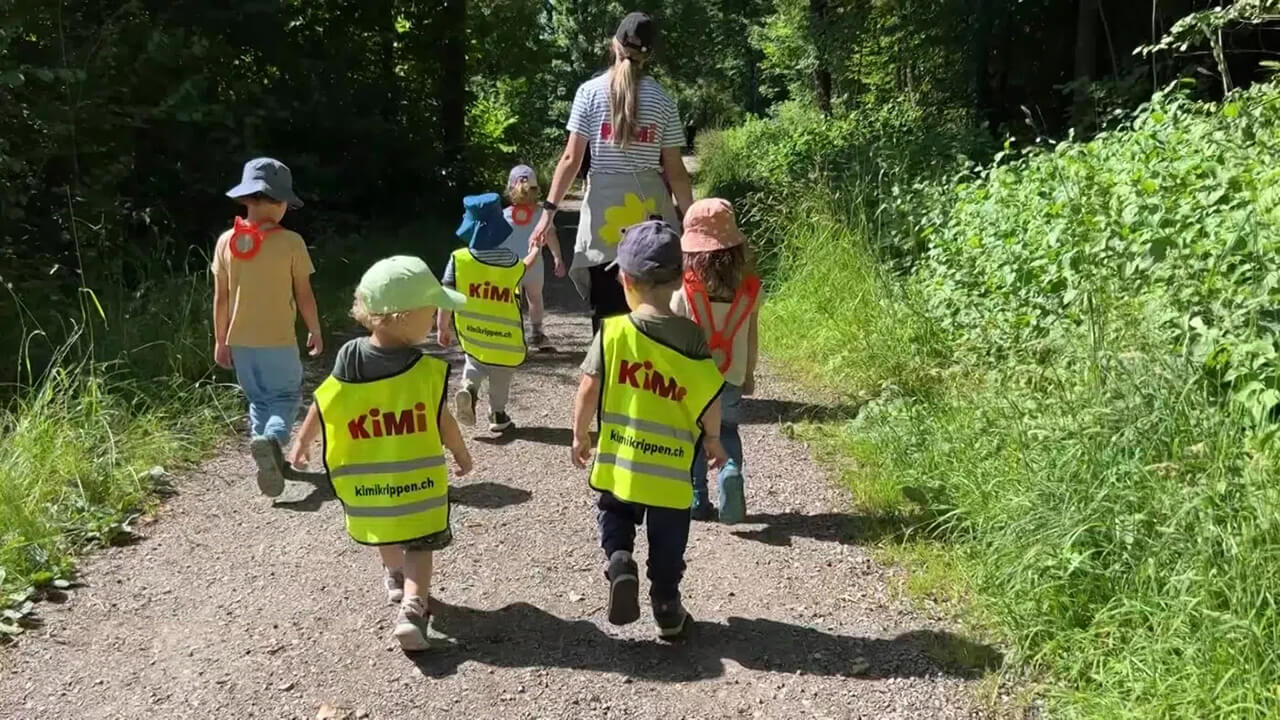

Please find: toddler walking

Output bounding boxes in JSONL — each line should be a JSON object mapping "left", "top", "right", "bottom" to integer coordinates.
{"left": 572, "top": 220, "right": 727, "bottom": 639}
{"left": 288, "top": 256, "right": 473, "bottom": 651}
{"left": 438, "top": 193, "right": 541, "bottom": 433}
{"left": 672, "top": 199, "right": 763, "bottom": 524}
{"left": 211, "top": 158, "right": 323, "bottom": 496}
{"left": 501, "top": 165, "right": 566, "bottom": 349}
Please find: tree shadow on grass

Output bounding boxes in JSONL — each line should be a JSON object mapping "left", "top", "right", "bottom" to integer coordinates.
{"left": 411, "top": 600, "right": 1001, "bottom": 682}
{"left": 739, "top": 397, "right": 865, "bottom": 426}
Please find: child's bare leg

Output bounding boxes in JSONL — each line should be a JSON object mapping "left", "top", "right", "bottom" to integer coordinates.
{"left": 379, "top": 545, "right": 405, "bottom": 604}
{"left": 527, "top": 286, "right": 545, "bottom": 328}
{"left": 402, "top": 549, "right": 433, "bottom": 602}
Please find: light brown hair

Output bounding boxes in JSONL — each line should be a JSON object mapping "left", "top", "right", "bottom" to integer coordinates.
{"left": 608, "top": 38, "right": 647, "bottom": 149}
{"left": 684, "top": 245, "right": 754, "bottom": 301}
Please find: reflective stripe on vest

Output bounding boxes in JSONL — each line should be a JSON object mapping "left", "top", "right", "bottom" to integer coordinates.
{"left": 314, "top": 355, "right": 451, "bottom": 545}
{"left": 683, "top": 274, "right": 761, "bottom": 375}
{"left": 589, "top": 316, "right": 725, "bottom": 510}
{"left": 452, "top": 248, "right": 527, "bottom": 367}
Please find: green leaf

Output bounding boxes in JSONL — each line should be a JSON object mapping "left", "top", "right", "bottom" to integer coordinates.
{"left": 1223, "top": 102, "right": 1241, "bottom": 119}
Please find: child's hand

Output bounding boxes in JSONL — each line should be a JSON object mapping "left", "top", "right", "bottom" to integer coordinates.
{"left": 571, "top": 434, "right": 593, "bottom": 469}
{"left": 704, "top": 436, "right": 729, "bottom": 471}
{"left": 437, "top": 327, "right": 453, "bottom": 348}
{"left": 742, "top": 374, "right": 755, "bottom": 397}
{"left": 214, "top": 342, "right": 233, "bottom": 369}
{"left": 453, "top": 450, "right": 473, "bottom": 477}
{"left": 307, "top": 331, "right": 324, "bottom": 357}
{"left": 288, "top": 442, "right": 309, "bottom": 469}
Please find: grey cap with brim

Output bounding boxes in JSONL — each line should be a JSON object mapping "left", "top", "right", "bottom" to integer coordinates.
{"left": 226, "top": 157, "right": 304, "bottom": 208}
{"left": 608, "top": 220, "right": 683, "bottom": 283}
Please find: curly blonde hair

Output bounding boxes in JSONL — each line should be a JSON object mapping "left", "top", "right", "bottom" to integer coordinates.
{"left": 351, "top": 293, "right": 417, "bottom": 333}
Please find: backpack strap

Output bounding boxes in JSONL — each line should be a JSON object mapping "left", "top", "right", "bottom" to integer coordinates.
{"left": 683, "top": 273, "right": 761, "bottom": 375}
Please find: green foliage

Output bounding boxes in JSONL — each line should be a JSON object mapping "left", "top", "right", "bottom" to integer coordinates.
{"left": 713, "top": 71, "right": 1280, "bottom": 715}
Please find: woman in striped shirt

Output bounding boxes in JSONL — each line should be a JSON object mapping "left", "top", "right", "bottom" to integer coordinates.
{"left": 530, "top": 11, "right": 694, "bottom": 334}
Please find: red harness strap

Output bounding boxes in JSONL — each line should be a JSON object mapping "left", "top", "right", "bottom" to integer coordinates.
{"left": 683, "top": 273, "right": 762, "bottom": 375}
{"left": 227, "top": 217, "right": 285, "bottom": 261}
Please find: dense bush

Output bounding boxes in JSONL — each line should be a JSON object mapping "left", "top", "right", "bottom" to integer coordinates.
{"left": 702, "top": 81, "right": 1280, "bottom": 716}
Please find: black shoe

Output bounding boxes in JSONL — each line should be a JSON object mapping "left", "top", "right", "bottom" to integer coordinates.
{"left": 489, "top": 412, "right": 514, "bottom": 433}
{"left": 691, "top": 500, "right": 718, "bottom": 522}
{"left": 653, "top": 598, "right": 691, "bottom": 640}
{"left": 605, "top": 550, "right": 640, "bottom": 626}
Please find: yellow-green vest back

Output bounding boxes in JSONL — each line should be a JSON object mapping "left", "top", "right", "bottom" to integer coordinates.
{"left": 315, "top": 355, "right": 450, "bottom": 545}
{"left": 589, "top": 316, "right": 725, "bottom": 509}
{"left": 452, "top": 248, "right": 526, "bottom": 367}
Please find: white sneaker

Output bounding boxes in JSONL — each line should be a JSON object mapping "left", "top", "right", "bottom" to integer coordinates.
{"left": 454, "top": 386, "right": 477, "bottom": 427}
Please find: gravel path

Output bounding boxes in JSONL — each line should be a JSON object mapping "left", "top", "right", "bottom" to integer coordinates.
{"left": 0, "top": 216, "right": 999, "bottom": 719}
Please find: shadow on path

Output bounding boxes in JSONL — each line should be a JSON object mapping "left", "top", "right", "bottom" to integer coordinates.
{"left": 474, "top": 426, "right": 574, "bottom": 448}
{"left": 411, "top": 600, "right": 1002, "bottom": 682}
{"left": 729, "top": 512, "right": 918, "bottom": 548}
{"left": 272, "top": 480, "right": 533, "bottom": 512}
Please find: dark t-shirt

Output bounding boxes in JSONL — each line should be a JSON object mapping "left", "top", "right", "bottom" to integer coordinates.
{"left": 581, "top": 310, "right": 711, "bottom": 376}
{"left": 332, "top": 336, "right": 424, "bottom": 382}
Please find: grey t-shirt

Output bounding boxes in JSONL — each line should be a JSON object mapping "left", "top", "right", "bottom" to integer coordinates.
{"left": 332, "top": 336, "right": 425, "bottom": 382}
{"left": 581, "top": 310, "right": 711, "bottom": 376}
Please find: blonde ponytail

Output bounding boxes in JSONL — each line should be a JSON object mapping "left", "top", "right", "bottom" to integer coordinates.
{"left": 609, "top": 39, "right": 644, "bottom": 149}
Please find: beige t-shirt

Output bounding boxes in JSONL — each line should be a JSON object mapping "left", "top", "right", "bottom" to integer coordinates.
{"left": 211, "top": 227, "right": 314, "bottom": 347}
{"left": 671, "top": 287, "right": 764, "bottom": 386}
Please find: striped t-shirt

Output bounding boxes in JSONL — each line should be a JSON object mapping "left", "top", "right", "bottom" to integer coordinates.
{"left": 566, "top": 73, "right": 684, "bottom": 176}
{"left": 442, "top": 248, "right": 518, "bottom": 289}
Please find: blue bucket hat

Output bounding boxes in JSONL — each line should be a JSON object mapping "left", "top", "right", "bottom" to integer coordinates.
{"left": 456, "top": 193, "right": 512, "bottom": 251}
{"left": 225, "top": 157, "right": 304, "bottom": 208}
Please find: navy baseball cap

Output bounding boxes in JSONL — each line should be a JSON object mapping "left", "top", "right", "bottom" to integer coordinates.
{"left": 225, "top": 157, "right": 303, "bottom": 208}
{"left": 616, "top": 12, "right": 656, "bottom": 54}
{"left": 610, "top": 220, "right": 682, "bottom": 284}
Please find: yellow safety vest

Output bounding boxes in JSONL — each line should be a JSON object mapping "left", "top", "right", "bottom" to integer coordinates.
{"left": 452, "top": 248, "right": 527, "bottom": 367}
{"left": 589, "top": 316, "right": 725, "bottom": 509}
{"left": 314, "top": 355, "right": 450, "bottom": 545}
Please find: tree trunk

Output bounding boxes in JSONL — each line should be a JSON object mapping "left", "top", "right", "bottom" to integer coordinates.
{"left": 808, "top": 0, "right": 833, "bottom": 116}
{"left": 1072, "top": 0, "right": 1099, "bottom": 134}
{"left": 438, "top": 0, "right": 467, "bottom": 188}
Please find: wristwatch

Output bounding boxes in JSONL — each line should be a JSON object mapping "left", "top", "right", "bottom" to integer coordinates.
{"left": 540, "top": 200, "right": 559, "bottom": 213}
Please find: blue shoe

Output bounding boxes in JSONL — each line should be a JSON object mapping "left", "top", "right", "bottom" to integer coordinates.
{"left": 718, "top": 460, "right": 745, "bottom": 525}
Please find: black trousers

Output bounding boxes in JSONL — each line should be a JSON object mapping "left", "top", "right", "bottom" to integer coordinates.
{"left": 596, "top": 491, "right": 690, "bottom": 602}
{"left": 587, "top": 263, "right": 629, "bottom": 336}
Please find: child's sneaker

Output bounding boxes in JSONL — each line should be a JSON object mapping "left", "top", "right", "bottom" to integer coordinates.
{"left": 717, "top": 459, "right": 746, "bottom": 525}
{"left": 384, "top": 570, "right": 404, "bottom": 605}
{"left": 249, "top": 435, "right": 285, "bottom": 498}
{"left": 653, "top": 598, "right": 692, "bottom": 640}
{"left": 528, "top": 328, "right": 549, "bottom": 349}
{"left": 605, "top": 550, "right": 640, "bottom": 626}
{"left": 454, "top": 385, "right": 477, "bottom": 427}
{"left": 489, "top": 412, "right": 514, "bottom": 433}
{"left": 393, "top": 596, "right": 432, "bottom": 651}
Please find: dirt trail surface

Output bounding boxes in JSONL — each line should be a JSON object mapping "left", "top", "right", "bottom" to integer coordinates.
{"left": 0, "top": 209, "right": 998, "bottom": 719}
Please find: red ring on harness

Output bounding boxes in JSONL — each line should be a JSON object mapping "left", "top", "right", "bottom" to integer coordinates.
{"left": 228, "top": 217, "right": 283, "bottom": 261}
{"left": 511, "top": 204, "right": 535, "bottom": 226}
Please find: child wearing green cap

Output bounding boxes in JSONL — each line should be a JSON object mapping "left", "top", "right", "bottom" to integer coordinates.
{"left": 287, "top": 255, "right": 474, "bottom": 651}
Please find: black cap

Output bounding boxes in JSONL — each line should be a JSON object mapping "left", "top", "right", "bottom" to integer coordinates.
{"left": 615, "top": 12, "right": 656, "bottom": 54}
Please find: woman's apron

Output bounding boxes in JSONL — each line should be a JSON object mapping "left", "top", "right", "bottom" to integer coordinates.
{"left": 569, "top": 169, "right": 678, "bottom": 300}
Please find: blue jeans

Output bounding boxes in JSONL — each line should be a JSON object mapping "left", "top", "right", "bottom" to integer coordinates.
{"left": 231, "top": 346, "right": 303, "bottom": 447}
{"left": 692, "top": 384, "right": 744, "bottom": 504}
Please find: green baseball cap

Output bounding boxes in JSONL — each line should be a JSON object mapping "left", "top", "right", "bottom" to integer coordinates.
{"left": 356, "top": 256, "right": 465, "bottom": 313}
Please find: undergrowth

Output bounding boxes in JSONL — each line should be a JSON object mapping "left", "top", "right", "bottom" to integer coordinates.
{"left": 703, "top": 82, "right": 1280, "bottom": 717}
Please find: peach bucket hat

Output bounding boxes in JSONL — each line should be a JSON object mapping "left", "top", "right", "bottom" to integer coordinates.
{"left": 681, "top": 198, "right": 746, "bottom": 252}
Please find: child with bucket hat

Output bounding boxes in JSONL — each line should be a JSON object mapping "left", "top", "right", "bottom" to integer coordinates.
{"left": 437, "top": 193, "right": 543, "bottom": 433}
{"left": 212, "top": 157, "right": 323, "bottom": 497}
{"left": 672, "top": 199, "right": 764, "bottom": 524}
{"left": 286, "top": 256, "right": 474, "bottom": 651}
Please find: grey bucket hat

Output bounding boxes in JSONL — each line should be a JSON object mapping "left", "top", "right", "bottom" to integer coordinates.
{"left": 225, "top": 157, "right": 304, "bottom": 208}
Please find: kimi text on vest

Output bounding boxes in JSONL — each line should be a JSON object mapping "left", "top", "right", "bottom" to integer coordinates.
{"left": 348, "top": 402, "right": 432, "bottom": 440}
{"left": 617, "top": 359, "right": 688, "bottom": 402}
{"left": 468, "top": 281, "right": 513, "bottom": 304}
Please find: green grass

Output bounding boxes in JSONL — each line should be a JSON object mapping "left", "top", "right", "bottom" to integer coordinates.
{"left": 706, "top": 82, "right": 1280, "bottom": 717}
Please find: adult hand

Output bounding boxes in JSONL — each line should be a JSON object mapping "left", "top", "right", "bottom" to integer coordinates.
{"left": 214, "top": 342, "right": 233, "bottom": 369}
{"left": 530, "top": 211, "right": 556, "bottom": 255}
